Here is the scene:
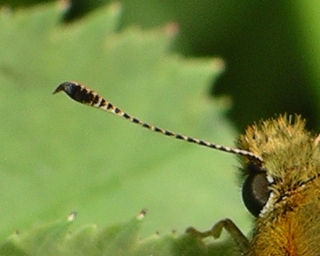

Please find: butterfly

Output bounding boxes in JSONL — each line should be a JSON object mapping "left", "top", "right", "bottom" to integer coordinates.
{"left": 54, "top": 81, "right": 320, "bottom": 255}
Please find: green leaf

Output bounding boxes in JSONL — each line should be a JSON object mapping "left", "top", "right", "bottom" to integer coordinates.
{"left": 0, "top": 2, "right": 250, "bottom": 255}
{"left": 0, "top": 212, "right": 240, "bottom": 256}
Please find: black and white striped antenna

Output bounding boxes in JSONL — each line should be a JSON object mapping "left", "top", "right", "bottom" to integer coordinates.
{"left": 53, "top": 81, "right": 263, "bottom": 164}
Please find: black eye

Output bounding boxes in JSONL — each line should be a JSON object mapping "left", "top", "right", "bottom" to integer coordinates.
{"left": 242, "top": 163, "right": 270, "bottom": 216}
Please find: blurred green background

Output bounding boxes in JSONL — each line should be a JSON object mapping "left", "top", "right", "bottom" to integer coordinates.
{"left": 2, "top": 0, "right": 320, "bottom": 130}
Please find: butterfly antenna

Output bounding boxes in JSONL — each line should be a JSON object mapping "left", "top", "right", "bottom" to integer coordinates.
{"left": 53, "top": 81, "right": 263, "bottom": 164}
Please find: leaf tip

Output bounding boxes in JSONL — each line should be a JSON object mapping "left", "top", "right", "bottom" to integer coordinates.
{"left": 212, "top": 57, "right": 226, "bottom": 73}
{"left": 137, "top": 209, "right": 147, "bottom": 220}
{"left": 0, "top": 5, "right": 11, "bottom": 17}
{"left": 57, "top": 0, "right": 71, "bottom": 12}
{"left": 165, "top": 22, "right": 180, "bottom": 37}
{"left": 109, "top": 2, "right": 122, "bottom": 14}
{"left": 67, "top": 211, "right": 77, "bottom": 222}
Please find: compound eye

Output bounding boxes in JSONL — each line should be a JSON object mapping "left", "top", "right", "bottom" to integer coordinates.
{"left": 242, "top": 163, "right": 270, "bottom": 217}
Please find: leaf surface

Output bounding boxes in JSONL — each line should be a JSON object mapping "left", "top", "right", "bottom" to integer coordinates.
{"left": 0, "top": 2, "right": 249, "bottom": 255}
